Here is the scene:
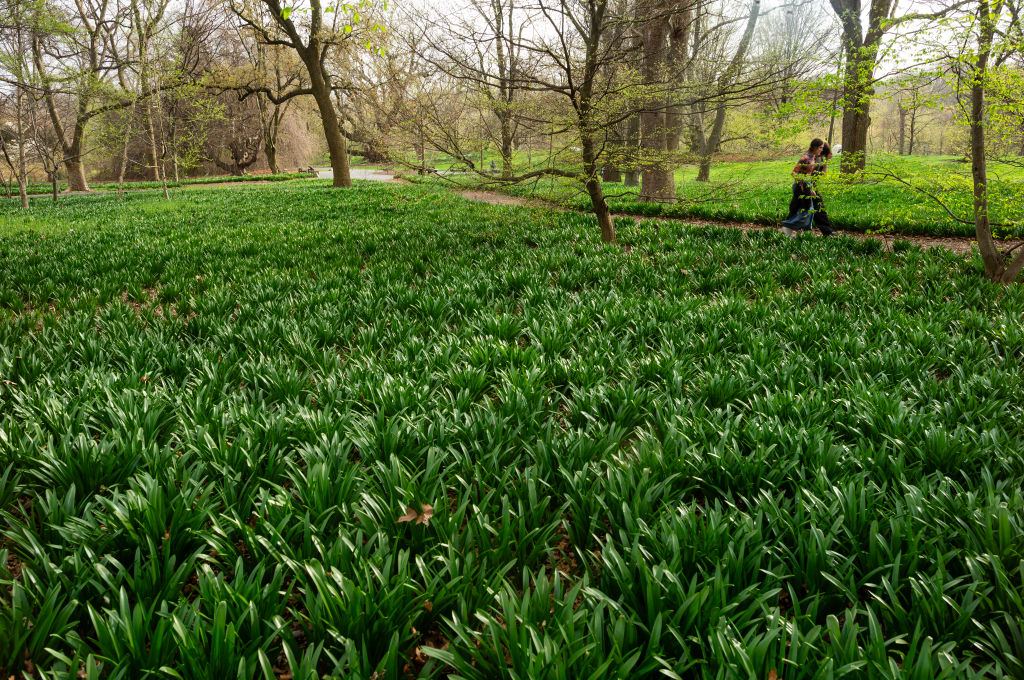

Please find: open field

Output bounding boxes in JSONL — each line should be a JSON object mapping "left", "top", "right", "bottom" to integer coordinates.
{"left": 2, "top": 182, "right": 1024, "bottom": 678}
{"left": 405, "top": 155, "right": 1024, "bottom": 238}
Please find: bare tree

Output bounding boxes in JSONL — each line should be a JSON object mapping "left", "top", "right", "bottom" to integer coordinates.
{"left": 966, "top": 0, "right": 1023, "bottom": 281}
{"left": 690, "top": 0, "right": 760, "bottom": 181}
{"left": 414, "top": 0, "right": 641, "bottom": 242}
{"left": 228, "top": 0, "right": 379, "bottom": 187}
{"left": 416, "top": 0, "right": 534, "bottom": 179}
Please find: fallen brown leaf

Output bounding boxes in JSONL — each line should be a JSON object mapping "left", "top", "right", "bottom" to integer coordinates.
{"left": 397, "top": 503, "right": 435, "bottom": 526}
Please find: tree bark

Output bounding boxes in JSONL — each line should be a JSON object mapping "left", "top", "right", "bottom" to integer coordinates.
{"left": 306, "top": 53, "right": 351, "bottom": 187}
{"left": 970, "top": 0, "right": 1022, "bottom": 283}
{"left": 64, "top": 125, "right": 89, "bottom": 191}
{"left": 838, "top": 47, "right": 872, "bottom": 173}
{"left": 623, "top": 115, "right": 640, "bottom": 186}
{"left": 639, "top": 15, "right": 676, "bottom": 203}
{"left": 665, "top": 6, "right": 694, "bottom": 153}
{"left": 908, "top": 108, "right": 917, "bottom": 155}
{"left": 16, "top": 88, "right": 28, "bottom": 209}
{"left": 602, "top": 164, "right": 622, "bottom": 182}
{"left": 266, "top": 139, "right": 279, "bottom": 174}
{"left": 584, "top": 134, "right": 615, "bottom": 242}
{"left": 897, "top": 105, "right": 907, "bottom": 155}
{"left": 117, "top": 124, "right": 130, "bottom": 201}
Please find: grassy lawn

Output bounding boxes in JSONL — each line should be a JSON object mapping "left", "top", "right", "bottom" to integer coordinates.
{"left": 408, "top": 155, "right": 1024, "bottom": 238}
{"left": 2, "top": 182, "right": 1024, "bottom": 678}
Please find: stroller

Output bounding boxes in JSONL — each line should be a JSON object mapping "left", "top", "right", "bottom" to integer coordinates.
{"left": 782, "top": 180, "right": 834, "bottom": 237}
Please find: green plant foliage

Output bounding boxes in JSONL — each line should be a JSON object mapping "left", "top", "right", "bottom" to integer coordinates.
{"left": 408, "top": 155, "right": 1024, "bottom": 238}
{"left": 1, "top": 182, "right": 1023, "bottom": 678}
{"left": 15, "top": 172, "right": 312, "bottom": 197}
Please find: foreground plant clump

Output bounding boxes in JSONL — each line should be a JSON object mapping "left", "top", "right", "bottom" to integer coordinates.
{"left": 1, "top": 183, "right": 1023, "bottom": 678}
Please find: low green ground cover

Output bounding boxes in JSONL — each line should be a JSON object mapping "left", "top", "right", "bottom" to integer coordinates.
{"left": 407, "top": 155, "right": 1024, "bottom": 238}
{"left": 17, "top": 171, "right": 311, "bottom": 196}
{"left": 2, "top": 182, "right": 1024, "bottom": 678}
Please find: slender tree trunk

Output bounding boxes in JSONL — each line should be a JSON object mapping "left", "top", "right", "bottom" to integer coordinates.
{"left": 33, "top": 36, "right": 92, "bottom": 192}
{"left": 16, "top": 89, "right": 28, "bottom": 209}
{"left": 695, "top": 112, "right": 721, "bottom": 183}
{"left": 908, "top": 109, "right": 917, "bottom": 155}
{"left": 117, "top": 104, "right": 134, "bottom": 202}
{"left": 143, "top": 94, "right": 161, "bottom": 181}
{"left": 971, "top": 0, "right": 1022, "bottom": 283}
{"left": 602, "top": 123, "right": 623, "bottom": 182}
{"left": 694, "top": 0, "right": 759, "bottom": 183}
{"left": 117, "top": 143, "right": 129, "bottom": 201}
{"left": 500, "top": 117, "right": 514, "bottom": 179}
{"left": 623, "top": 115, "right": 640, "bottom": 187}
{"left": 897, "top": 105, "right": 907, "bottom": 155}
{"left": 584, "top": 135, "right": 615, "bottom": 242}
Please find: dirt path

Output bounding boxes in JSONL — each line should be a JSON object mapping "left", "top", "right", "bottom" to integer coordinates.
{"left": 455, "top": 188, "right": 1018, "bottom": 256}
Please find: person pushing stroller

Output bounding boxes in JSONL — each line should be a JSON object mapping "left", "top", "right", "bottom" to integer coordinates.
{"left": 781, "top": 138, "right": 835, "bottom": 238}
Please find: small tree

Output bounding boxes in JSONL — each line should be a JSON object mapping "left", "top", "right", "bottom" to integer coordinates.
{"left": 964, "top": 0, "right": 1023, "bottom": 282}
{"left": 414, "top": 0, "right": 643, "bottom": 243}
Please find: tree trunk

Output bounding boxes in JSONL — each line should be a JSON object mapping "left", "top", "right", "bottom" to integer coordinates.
{"left": 33, "top": 36, "right": 92, "bottom": 192}
{"left": 602, "top": 164, "right": 622, "bottom": 182}
{"left": 908, "top": 109, "right": 917, "bottom": 155}
{"left": 696, "top": 155, "right": 712, "bottom": 182}
{"left": 584, "top": 137, "right": 615, "bottom": 243}
{"left": 897, "top": 105, "right": 907, "bottom": 155}
{"left": 602, "top": 120, "right": 624, "bottom": 182}
{"left": 971, "top": 0, "right": 1022, "bottom": 283}
{"left": 16, "top": 90, "right": 28, "bottom": 209}
{"left": 500, "top": 117, "right": 514, "bottom": 179}
{"left": 623, "top": 115, "right": 640, "bottom": 186}
{"left": 307, "top": 54, "right": 351, "bottom": 188}
{"left": 266, "top": 141, "right": 279, "bottom": 174}
{"left": 839, "top": 100, "right": 870, "bottom": 173}
{"left": 694, "top": 0, "right": 760, "bottom": 183}
{"left": 588, "top": 177, "right": 616, "bottom": 243}
{"left": 665, "top": 9, "right": 693, "bottom": 154}
{"left": 834, "top": 20, "right": 875, "bottom": 174}
{"left": 64, "top": 119, "right": 89, "bottom": 191}
{"left": 639, "top": 16, "right": 676, "bottom": 203}
{"left": 144, "top": 103, "right": 161, "bottom": 181}
{"left": 118, "top": 140, "right": 129, "bottom": 201}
